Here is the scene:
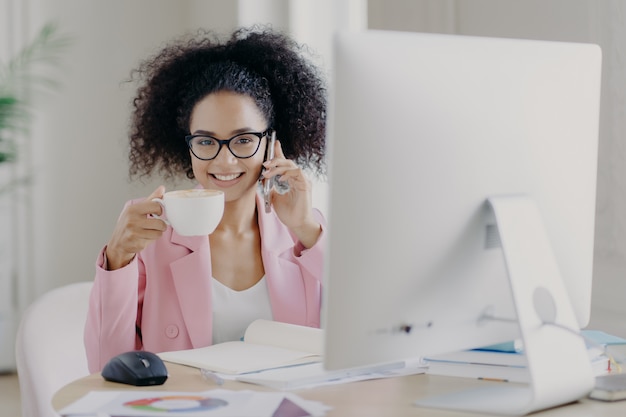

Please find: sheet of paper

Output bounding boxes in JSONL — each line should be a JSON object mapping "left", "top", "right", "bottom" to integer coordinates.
{"left": 58, "top": 389, "right": 331, "bottom": 417}
{"left": 236, "top": 360, "right": 426, "bottom": 390}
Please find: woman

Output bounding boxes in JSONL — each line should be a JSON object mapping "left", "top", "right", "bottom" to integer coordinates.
{"left": 84, "top": 27, "right": 327, "bottom": 373}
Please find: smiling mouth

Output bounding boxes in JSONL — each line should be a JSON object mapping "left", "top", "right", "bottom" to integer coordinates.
{"left": 213, "top": 173, "right": 242, "bottom": 181}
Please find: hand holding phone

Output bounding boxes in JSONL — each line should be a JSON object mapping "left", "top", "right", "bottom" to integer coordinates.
{"left": 263, "top": 131, "right": 276, "bottom": 213}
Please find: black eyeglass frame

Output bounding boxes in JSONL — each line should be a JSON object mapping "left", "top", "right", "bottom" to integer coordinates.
{"left": 185, "top": 128, "right": 273, "bottom": 161}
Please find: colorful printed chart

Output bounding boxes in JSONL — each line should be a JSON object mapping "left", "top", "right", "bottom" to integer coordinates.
{"left": 124, "top": 395, "right": 228, "bottom": 413}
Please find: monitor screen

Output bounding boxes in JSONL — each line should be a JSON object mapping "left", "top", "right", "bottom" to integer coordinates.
{"left": 322, "top": 30, "right": 601, "bottom": 374}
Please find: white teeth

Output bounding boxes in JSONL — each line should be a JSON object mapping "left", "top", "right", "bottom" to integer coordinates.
{"left": 214, "top": 173, "right": 240, "bottom": 181}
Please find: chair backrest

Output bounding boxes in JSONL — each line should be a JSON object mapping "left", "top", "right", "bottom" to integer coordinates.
{"left": 15, "top": 281, "right": 93, "bottom": 417}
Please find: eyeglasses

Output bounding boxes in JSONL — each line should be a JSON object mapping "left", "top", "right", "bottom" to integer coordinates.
{"left": 185, "top": 129, "right": 271, "bottom": 161}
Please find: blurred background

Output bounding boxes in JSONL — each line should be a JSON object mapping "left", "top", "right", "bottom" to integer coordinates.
{"left": 1, "top": 0, "right": 625, "bottom": 371}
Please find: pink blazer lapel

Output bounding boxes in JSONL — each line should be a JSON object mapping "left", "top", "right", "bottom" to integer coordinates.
{"left": 169, "top": 232, "right": 213, "bottom": 348}
{"left": 257, "top": 197, "right": 309, "bottom": 325}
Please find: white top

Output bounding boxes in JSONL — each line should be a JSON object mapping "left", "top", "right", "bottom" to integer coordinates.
{"left": 211, "top": 276, "right": 273, "bottom": 345}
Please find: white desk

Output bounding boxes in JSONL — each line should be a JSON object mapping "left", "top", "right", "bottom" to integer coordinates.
{"left": 53, "top": 362, "right": 626, "bottom": 416}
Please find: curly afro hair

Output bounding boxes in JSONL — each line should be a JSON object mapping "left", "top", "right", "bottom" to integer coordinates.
{"left": 126, "top": 26, "right": 327, "bottom": 181}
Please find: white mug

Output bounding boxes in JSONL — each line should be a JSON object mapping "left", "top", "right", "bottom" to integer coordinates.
{"left": 152, "top": 189, "right": 224, "bottom": 236}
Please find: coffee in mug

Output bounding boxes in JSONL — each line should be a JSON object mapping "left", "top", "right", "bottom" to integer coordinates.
{"left": 152, "top": 189, "right": 224, "bottom": 236}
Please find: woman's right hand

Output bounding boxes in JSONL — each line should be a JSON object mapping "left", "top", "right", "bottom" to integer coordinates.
{"left": 104, "top": 186, "right": 167, "bottom": 270}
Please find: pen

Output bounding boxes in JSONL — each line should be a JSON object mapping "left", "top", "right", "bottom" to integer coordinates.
{"left": 200, "top": 368, "right": 225, "bottom": 386}
{"left": 478, "top": 377, "right": 509, "bottom": 382}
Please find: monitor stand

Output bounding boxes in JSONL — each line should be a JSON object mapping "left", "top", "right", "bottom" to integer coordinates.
{"left": 414, "top": 195, "right": 594, "bottom": 416}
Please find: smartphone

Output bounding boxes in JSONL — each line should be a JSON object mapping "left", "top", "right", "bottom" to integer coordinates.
{"left": 263, "top": 131, "right": 276, "bottom": 213}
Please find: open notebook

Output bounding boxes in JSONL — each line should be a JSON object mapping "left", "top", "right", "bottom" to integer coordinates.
{"left": 157, "top": 320, "right": 322, "bottom": 375}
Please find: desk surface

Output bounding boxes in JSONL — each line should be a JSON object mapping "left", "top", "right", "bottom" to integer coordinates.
{"left": 53, "top": 363, "right": 626, "bottom": 417}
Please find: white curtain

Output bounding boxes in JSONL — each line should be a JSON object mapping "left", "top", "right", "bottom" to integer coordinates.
{"left": 0, "top": 0, "right": 32, "bottom": 371}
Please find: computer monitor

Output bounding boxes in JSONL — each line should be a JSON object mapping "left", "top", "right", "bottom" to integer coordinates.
{"left": 323, "top": 30, "right": 601, "bottom": 415}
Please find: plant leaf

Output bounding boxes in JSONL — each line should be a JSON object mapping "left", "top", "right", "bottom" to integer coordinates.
{"left": 0, "top": 22, "right": 72, "bottom": 164}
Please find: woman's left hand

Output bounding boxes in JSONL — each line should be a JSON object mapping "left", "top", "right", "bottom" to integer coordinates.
{"left": 262, "top": 139, "right": 321, "bottom": 248}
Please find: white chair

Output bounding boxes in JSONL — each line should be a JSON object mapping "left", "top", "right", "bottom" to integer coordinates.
{"left": 15, "top": 282, "right": 93, "bottom": 417}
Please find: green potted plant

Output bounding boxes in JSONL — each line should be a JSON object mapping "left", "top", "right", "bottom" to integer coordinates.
{"left": 0, "top": 22, "right": 71, "bottom": 191}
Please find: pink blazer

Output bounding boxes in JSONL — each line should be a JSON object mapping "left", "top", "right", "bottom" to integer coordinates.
{"left": 84, "top": 195, "right": 326, "bottom": 373}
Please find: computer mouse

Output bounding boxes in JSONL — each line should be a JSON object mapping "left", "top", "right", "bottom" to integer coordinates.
{"left": 101, "top": 350, "right": 168, "bottom": 386}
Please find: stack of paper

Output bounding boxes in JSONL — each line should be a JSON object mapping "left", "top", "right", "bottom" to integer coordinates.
{"left": 582, "top": 330, "right": 626, "bottom": 365}
{"left": 157, "top": 320, "right": 427, "bottom": 391}
{"left": 424, "top": 331, "right": 619, "bottom": 383}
